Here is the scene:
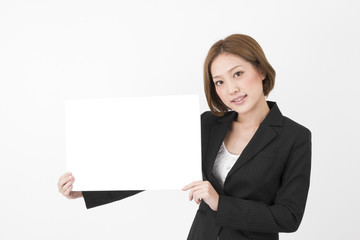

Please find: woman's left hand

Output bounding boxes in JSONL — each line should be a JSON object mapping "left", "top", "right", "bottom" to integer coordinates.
{"left": 182, "top": 181, "right": 219, "bottom": 211}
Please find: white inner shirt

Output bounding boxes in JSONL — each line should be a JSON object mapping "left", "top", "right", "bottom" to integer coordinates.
{"left": 211, "top": 141, "right": 240, "bottom": 188}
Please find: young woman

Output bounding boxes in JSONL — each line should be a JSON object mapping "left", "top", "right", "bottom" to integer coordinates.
{"left": 58, "top": 34, "right": 312, "bottom": 240}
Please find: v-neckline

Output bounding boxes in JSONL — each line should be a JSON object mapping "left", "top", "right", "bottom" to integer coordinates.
{"left": 222, "top": 141, "right": 240, "bottom": 157}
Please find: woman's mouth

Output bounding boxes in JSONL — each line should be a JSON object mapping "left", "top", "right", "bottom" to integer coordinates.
{"left": 232, "top": 95, "right": 247, "bottom": 105}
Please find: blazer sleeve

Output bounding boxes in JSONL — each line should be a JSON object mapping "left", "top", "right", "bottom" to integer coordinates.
{"left": 82, "top": 190, "right": 144, "bottom": 209}
{"left": 215, "top": 129, "right": 312, "bottom": 233}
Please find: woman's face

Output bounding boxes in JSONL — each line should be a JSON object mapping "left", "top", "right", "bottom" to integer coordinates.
{"left": 210, "top": 53, "right": 266, "bottom": 115}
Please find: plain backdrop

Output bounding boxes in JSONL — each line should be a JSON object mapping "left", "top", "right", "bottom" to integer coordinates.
{"left": 1, "top": 0, "right": 359, "bottom": 239}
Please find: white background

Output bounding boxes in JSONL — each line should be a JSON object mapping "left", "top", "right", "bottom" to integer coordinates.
{"left": 1, "top": 0, "right": 359, "bottom": 239}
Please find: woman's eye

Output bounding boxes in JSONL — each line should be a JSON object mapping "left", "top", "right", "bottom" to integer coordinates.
{"left": 234, "top": 71, "right": 243, "bottom": 77}
{"left": 215, "top": 80, "right": 223, "bottom": 86}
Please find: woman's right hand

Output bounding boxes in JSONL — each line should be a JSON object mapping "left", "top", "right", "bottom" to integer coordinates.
{"left": 57, "top": 172, "right": 83, "bottom": 199}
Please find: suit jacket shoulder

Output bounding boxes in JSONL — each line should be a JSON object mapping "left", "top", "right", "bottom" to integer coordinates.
{"left": 281, "top": 115, "right": 312, "bottom": 139}
{"left": 201, "top": 110, "right": 233, "bottom": 125}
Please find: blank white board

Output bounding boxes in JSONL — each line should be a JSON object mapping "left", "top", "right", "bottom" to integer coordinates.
{"left": 65, "top": 94, "right": 202, "bottom": 190}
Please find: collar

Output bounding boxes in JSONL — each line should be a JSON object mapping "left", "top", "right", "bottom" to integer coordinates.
{"left": 216, "top": 100, "right": 283, "bottom": 126}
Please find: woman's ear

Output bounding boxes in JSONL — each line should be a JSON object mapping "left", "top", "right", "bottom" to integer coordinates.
{"left": 257, "top": 66, "right": 266, "bottom": 81}
{"left": 261, "top": 72, "right": 266, "bottom": 81}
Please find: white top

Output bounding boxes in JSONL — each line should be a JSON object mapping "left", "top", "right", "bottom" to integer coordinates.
{"left": 211, "top": 141, "right": 240, "bottom": 188}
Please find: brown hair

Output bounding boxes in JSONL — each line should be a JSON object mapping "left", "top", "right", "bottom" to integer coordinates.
{"left": 203, "top": 34, "right": 276, "bottom": 116}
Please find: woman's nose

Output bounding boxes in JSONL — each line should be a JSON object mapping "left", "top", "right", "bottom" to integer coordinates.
{"left": 228, "top": 82, "right": 239, "bottom": 94}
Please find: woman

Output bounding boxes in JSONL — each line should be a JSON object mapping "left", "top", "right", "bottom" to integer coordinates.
{"left": 58, "top": 34, "right": 312, "bottom": 240}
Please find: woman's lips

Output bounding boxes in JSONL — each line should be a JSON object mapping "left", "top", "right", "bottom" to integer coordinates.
{"left": 232, "top": 95, "right": 247, "bottom": 105}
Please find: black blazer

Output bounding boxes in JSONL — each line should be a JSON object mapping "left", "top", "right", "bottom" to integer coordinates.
{"left": 82, "top": 100, "right": 312, "bottom": 240}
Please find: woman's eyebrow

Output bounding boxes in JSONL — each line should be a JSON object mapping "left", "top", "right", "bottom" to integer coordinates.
{"left": 213, "top": 65, "right": 243, "bottom": 79}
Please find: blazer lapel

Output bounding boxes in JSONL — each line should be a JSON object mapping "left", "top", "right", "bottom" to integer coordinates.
{"left": 205, "top": 112, "right": 235, "bottom": 179}
{"left": 226, "top": 123, "right": 276, "bottom": 178}
{"left": 205, "top": 101, "right": 283, "bottom": 180}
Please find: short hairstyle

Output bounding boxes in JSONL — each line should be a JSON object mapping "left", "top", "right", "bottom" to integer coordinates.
{"left": 203, "top": 34, "right": 276, "bottom": 116}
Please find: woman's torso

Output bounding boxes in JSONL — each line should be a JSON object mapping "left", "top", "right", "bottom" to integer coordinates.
{"left": 223, "top": 121, "right": 260, "bottom": 156}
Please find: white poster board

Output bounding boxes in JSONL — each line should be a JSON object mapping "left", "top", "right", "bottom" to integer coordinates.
{"left": 65, "top": 94, "right": 202, "bottom": 190}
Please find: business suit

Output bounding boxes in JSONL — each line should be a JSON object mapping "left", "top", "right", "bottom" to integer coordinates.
{"left": 82, "top": 100, "right": 312, "bottom": 240}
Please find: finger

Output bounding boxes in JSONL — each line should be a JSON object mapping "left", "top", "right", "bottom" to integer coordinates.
{"left": 188, "top": 183, "right": 206, "bottom": 200}
{"left": 61, "top": 180, "right": 73, "bottom": 194}
{"left": 189, "top": 187, "right": 202, "bottom": 202}
{"left": 189, "top": 183, "right": 208, "bottom": 199}
{"left": 63, "top": 184, "right": 73, "bottom": 197}
{"left": 58, "top": 173, "right": 72, "bottom": 189}
{"left": 62, "top": 180, "right": 73, "bottom": 195}
{"left": 182, "top": 181, "right": 204, "bottom": 191}
{"left": 183, "top": 183, "right": 194, "bottom": 191}
{"left": 61, "top": 171, "right": 72, "bottom": 179}
{"left": 192, "top": 189, "right": 206, "bottom": 204}
{"left": 189, "top": 184, "right": 205, "bottom": 192}
{"left": 58, "top": 172, "right": 71, "bottom": 183}
{"left": 194, "top": 193, "right": 202, "bottom": 204}
{"left": 194, "top": 193, "right": 199, "bottom": 204}
{"left": 195, "top": 192, "right": 202, "bottom": 204}
{"left": 58, "top": 176, "right": 72, "bottom": 193}
{"left": 187, "top": 182, "right": 208, "bottom": 201}
{"left": 188, "top": 187, "right": 195, "bottom": 201}
{"left": 183, "top": 181, "right": 206, "bottom": 192}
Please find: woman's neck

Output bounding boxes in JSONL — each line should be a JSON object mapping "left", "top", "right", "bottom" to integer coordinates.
{"left": 234, "top": 99, "right": 270, "bottom": 128}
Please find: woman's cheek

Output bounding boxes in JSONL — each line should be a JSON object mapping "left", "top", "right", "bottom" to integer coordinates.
{"left": 218, "top": 90, "right": 228, "bottom": 105}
